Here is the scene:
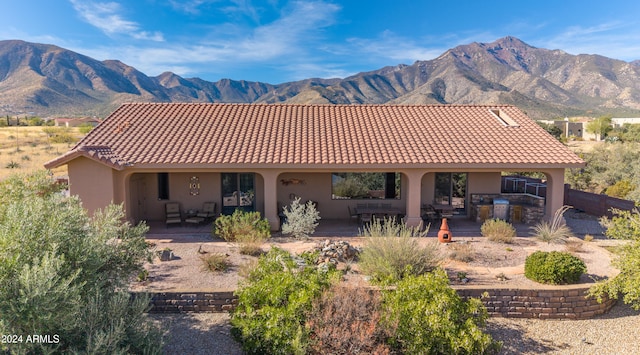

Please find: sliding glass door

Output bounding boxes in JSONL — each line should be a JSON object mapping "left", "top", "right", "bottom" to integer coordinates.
{"left": 221, "top": 173, "right": 255, "bottom": 215}
{"left": 434, "top": 173, "right": 467, "bottom": 214}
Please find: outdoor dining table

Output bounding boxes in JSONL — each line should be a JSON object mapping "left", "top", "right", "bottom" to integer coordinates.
{"left": 356, "top": 208, "right": 403, "bottom": 218}
{"left": 431, "top": 204, "right": 455, "bottom": 218}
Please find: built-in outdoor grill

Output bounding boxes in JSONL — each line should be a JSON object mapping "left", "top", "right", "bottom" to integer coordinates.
{"left": 493, "top": 199, "right": 510, "bottom": 220}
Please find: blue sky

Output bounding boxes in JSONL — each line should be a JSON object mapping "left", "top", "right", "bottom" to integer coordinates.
{"left": 2, "top": 0, "right": 640, "bottom": 84}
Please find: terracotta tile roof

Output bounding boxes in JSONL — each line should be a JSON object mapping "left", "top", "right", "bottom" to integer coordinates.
{"left": 45, "top": 103, "right": 584, "bottom": 169}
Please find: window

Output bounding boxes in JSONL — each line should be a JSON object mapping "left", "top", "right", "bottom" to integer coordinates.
{"left": 331, "top": 172, "right": 400, "bottom": 199}
{"left": 157, "top": 173, "right": 169, "bottom": 200}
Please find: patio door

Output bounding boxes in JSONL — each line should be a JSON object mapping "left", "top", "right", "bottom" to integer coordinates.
{"left": 434, "top": 173, "right": 467, "bottom": 214}
{"left": 221, "top": 173, "right": 255, "bottom": 215}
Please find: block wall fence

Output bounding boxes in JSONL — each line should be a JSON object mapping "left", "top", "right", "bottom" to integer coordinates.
{"left": 136, "top": 285, "right": 615, "bottom": 319}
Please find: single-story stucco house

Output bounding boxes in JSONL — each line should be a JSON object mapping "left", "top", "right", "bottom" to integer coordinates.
{"left": 45, "top": 103, "right": 584, "bottom": 230}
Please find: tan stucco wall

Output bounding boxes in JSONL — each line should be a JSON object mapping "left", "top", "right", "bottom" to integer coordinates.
{"left": 468, "top": 172, "right": 502, "bottom": 195}
{"left": 67, "top": 157, "right": 115, "bottom": 215}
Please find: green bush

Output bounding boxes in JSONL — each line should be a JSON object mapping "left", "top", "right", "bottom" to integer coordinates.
{"left": 524, "top": 251, "right": 586, "bottom": 284}
{"left": 213, "top": 209, "right": 270, "bottom": 242}
{"left": 481, "top": 219, "right": 516, "bottom": 243}
{"left": 382, "top": 269, "right": 500, "bottom": 354}
{"left": 231, "top": 247, "right": 341, "bottom": 354}
{"left": 0, "top": 171, "right": 162, "bottom": 354}
{"left": 589, "top": 208, "right": 640, "bottom": 309}
{"left": 358, "top": 218, "right": 440, "bottom": 285}
{"left": 281, "top": 198, "right": 320, "bottom": 238}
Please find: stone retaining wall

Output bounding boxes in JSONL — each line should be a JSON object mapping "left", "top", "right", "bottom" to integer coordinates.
{"left": 456, "top": 286, "right": 616, "bottom": 319}
{"left": 139, "top": 291, "right": 237, "bottom": 313}
{"left": 138, "top": 286, "right": 616, "bottom": 320}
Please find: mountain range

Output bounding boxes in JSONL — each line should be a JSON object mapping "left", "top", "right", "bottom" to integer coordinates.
{"left": 2, "top": 36, "right": 640, "bottom": 120}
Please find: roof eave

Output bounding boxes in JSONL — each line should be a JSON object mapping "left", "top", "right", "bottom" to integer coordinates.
{"left": 44, "top": 149, "right": 127, "bottom": 171}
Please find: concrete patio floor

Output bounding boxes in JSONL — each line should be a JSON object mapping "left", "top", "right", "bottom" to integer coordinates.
{"left": 144, "top": 213, "right": 604, "bottom": 239}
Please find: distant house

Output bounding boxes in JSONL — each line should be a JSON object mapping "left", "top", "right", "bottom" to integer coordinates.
{"left": 53, "top": 117, "right": 101, "bottom": 127}
{"left": 611, "top": 117, "right": 640, "bottom": 127}
{"left": 539, "top": 118, "right": 598, "bottom": 140}
{"left": 45, "top": 103, "right": 584, "bottom": 230}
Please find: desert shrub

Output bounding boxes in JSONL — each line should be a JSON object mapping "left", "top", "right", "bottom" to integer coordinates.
{"left": 5, "top": 160, "right": 20, "bottom": 169}
{"left": 589, "top": 208, "right": 640, "bottom": 309}
{"left": 448, "top": 242, "right": 475, "bottom": 262}
{"left": 565, "top": 238, "right": 585, "bottom": 253}
{"left": 382, "top": 269, "right": 500, "bottom": 354}
{"left": 213, "top": 209, "right": 270, "bottom": 242}
{"left": 531, "top": 206, "right": 574, "bottom": 243}
{"left": 281, "top": 197, "right": 320, "bottom": 238}
{"left": 358, "top": 218, "right": 440, "bottom": 285}
{"left": 307, "top": 285, "right": 391, "bottom": 355}
{"left": 236, "top": 233, "right": 265, "bottom": 256}
{"left": 481, "top": 219, "right": 516, "bottom": 243}
{"left": 584, "top": 234, "right": 595, "bottom": 242}
{"left": 524, "top": 251, "right": 586, "bottom": 284}
{"left": 0, "top": 171, "right": 162, "bottom": 354}
{"left": 231, "top": 247, "right": 341, "bottom": 354}
{"left": 200, "top": 253, "right": 231, "bottom": 272}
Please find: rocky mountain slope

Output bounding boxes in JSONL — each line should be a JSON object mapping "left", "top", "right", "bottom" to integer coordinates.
{"left": 1, "top": 37, "right": 640, "bottom": 119}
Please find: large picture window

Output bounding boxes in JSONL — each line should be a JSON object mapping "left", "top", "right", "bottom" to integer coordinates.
{"left": 331, "top": 172, "right": 400, "bottom": 199}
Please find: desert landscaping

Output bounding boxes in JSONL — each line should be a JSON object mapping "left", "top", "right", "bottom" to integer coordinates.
{"left": 131, "top": 211, "right": 640, "bottom": 355}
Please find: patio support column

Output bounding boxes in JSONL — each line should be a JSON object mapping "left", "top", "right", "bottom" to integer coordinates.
{"left": 404, "top": 171, "right": 424, "bottom": 227}
{"left": 543, "top": 169, "right": 566, "bottom": 221}
{"left": 261, "top": 170, "right": 281, "bottom": 231}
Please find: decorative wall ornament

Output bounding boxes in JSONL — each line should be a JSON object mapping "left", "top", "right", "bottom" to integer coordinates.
{"left": 280, "top": 178, "right": 305, "bottom": 186}
{"left": 189, "top": 176, "right": 200, "bottom": 195}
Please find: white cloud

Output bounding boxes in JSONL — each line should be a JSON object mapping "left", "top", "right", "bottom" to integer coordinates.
{"left": 69, "top": 0, "right": 164, "bottom": 42}
{"left": 537, "top": 22, "right": 640, "bottom": 61}
{"left": 344, "top": 31, "right": 448, "bottom": 63}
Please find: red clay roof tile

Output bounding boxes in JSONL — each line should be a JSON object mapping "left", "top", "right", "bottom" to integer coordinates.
{"left": 45, "top": 103, "right": 584, "bottom": 169}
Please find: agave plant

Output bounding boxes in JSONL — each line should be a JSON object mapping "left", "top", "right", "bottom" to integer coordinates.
{"left": 531, "top": 205, "right": 574, "bottom": 243}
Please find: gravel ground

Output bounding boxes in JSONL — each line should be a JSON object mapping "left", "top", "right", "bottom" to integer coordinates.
{"left": 154, "top": 301, "right": 640, "bottom": 355}
{"left": 486, "top": 301, "right": 640, "bottom": 354}
{"left": 151, "top": 313, "right": 243, "bottom": 355}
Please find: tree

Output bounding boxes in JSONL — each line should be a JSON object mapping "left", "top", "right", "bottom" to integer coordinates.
{"left": 589, "top": 208, "right": 640, "bottom": 310}
{"left": 0, "top": 171, "right": 162, "bottom": 354}
{"left": 586, "top": 115, "right": 612, "bottom": 140}
{"left": 537, "top": 121, "right": 563, "bottom": 141}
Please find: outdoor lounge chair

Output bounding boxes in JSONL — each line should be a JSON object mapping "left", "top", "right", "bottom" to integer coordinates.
{"left": 165, "top": 202, "right": 182, "bottom": 226}
{"left": 196, "top": 202, "right": 217, "bottom": 219}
